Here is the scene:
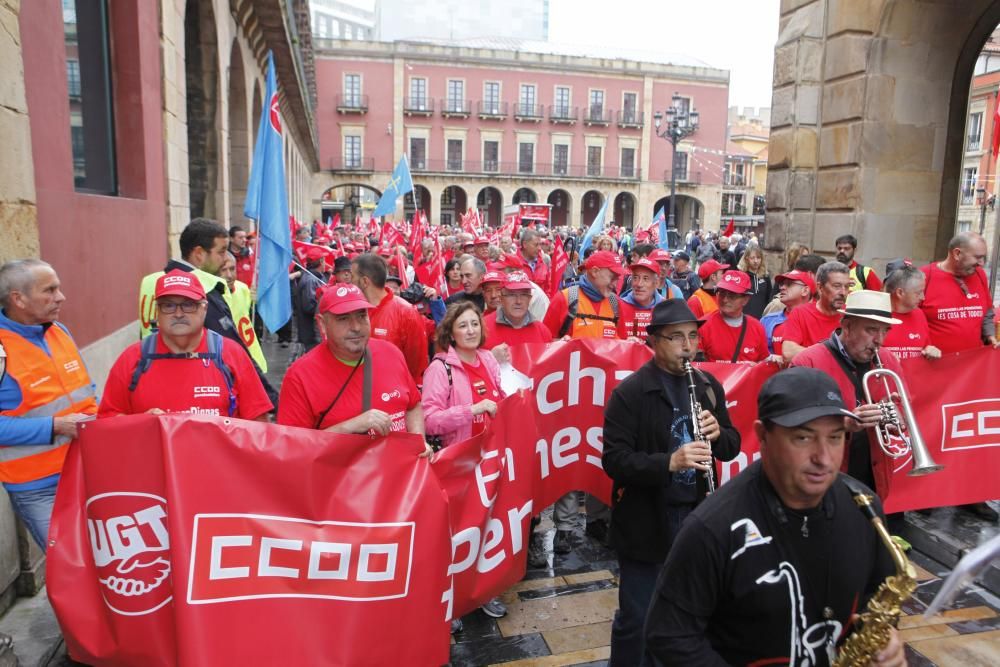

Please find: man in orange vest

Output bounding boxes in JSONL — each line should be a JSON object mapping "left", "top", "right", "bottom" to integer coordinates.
{"left": 0, "top": 259, "right": 97, "bottom": 550}
{"left": 687, "top": 259, "right": 728, "bottom": 319}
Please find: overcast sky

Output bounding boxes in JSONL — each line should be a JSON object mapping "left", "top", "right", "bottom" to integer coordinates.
{"left": 547, "top": 0, "right": 779, "bottom": 111}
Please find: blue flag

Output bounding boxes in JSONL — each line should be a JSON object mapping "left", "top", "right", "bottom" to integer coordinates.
{"left": 372, "top": 155, "right": 414, "bottom": 218}
{"left": 579, "top": 197, "right": 610, "bottom": 256}
{"left": 243, "top": 52, "right": 292, "bottom": 332}
{"left": 654, "top": 206, "right": 669, "bottom": 250}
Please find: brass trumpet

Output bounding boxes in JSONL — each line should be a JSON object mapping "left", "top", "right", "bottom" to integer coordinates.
{"left": 862, "top": 352, "right": 943, "bottom": 476}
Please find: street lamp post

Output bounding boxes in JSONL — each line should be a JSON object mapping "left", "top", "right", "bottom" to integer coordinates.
{"left": 654, "top": 92, "right": 699, "bottom": 235}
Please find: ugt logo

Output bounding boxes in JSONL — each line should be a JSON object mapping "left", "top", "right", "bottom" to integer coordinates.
{"left": 86, "top": 492, "right": 172, "bottom": 616}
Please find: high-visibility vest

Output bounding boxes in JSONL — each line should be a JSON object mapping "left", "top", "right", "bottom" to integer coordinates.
{"left": 0, "top": 325, "right": 98, "bottom": 484}
{"left": 566, "top": 289, "right": 619, "bottom": 339}
{"left": 848, "top": 263, "right": 872, "bottom": 294}
{"left": 228, "top": 280, "right": 267, "bottom": 371}
{"left": 139, "top": 268, "right": 267, "bottom": 372}
{"left": 691, "top": 288, "right": 719, "bottom": 318}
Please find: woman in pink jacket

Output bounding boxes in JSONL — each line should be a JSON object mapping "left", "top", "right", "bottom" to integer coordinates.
{"left": 422, "top": 301, "right": 509, "bottom": 625}
{"left": 422, "top": 301, "right": 506, "bottom": 449}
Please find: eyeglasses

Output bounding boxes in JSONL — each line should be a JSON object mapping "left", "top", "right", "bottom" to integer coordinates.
{"left": 157, "top": 300, "right": 204, "bottom": 314}
{"left": 654, "top": 332, "right": 701, "bottom": 344}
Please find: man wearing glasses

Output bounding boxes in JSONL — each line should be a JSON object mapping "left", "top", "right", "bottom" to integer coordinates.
{"left": 482, "top": 272, "right": 552, "bottom": 364}
{"left": 602, "top": 299, "right": 741, "bottom": 667}
{"left": 99, "top": 271, "right": 272, "bottom": 420}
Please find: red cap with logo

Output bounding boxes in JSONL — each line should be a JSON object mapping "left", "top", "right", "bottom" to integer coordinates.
{"left": 716, "top": 270, "right": 751, "bottom": 295}
{"left": 629, "top": 257, "right": 662, "bottom": 275}
{"left": 697, "top": 259, "right": 730, "bottom": 281}
{"left": 775, "top": 269, "right": 817, "bottom": 296}
{"left": 584, "top": 250, "right": 625, "bottom": 275}
{"left": 155, "top": 270, "right": 206, "bottom": 301}
{"left": 504, "top": 271, "right": 534, "bottom": 291}
{"left": 481, "top": 270, "right": 506, "bottom": 285}
{"left": 473, "top": 236, "right": 490, "bottom": 246}
{"left": 319, "top": 284, "right": 374, "bottom": 315}
{"left": 647, "top": 248, "right": 672, "bottom": 263}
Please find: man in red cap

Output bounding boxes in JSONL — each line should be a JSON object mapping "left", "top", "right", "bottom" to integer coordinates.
{"left": 543, "top": 250, "right": 625, "bottom": 340}
{"left": 277, "top": 284, "right": 430, "bottom": 454}
{"left": 480, "top": 270, "right": 506, "bottom": 314}
{"left": 698, "top": 270, "right": 770, "bottom": 363}
{"left": 482, "top": 272, "right": 553, "bottom": 363}
{"left": 618, "top": 257, "right": 668, "bottom": 341}
{"left": 100, "top": 270, "right": 273, "bottom": 420}
{"left": 761, "top": 270, "right": 815, "bottom": 356}
{"left": 472, "top": 237, "right": 491, "bottom": 262}
{"left": 645, "top": 249, "right": 683, "bottom": 300}
{"left": 687, "top": 259, "right": 728, "bottom": 319}
{"left": 781, "top": 261, "right": 852, "bottom": 363}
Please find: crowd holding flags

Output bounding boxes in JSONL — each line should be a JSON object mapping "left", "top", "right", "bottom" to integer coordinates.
{"left": 578, "top": 195, "right": 610, "bottom": 255}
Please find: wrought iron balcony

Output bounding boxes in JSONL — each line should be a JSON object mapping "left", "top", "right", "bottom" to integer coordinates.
{"left": 440, "top": 99, "right": 472, "bottom": 117}
{"left": 549, "top": 105, "right": 579, "bottom": 124}
{"left": 335, "top": 94, "right": 368, "bottom": 114}
{"left": 514, "top": 103, "right": 544, "bottom": 121}
{"left": 403, "top": 97, "right": 434, "bottom": 116}
{"left": 477, "top": 101, "right": 508, "bottom": 119}
{"left": 617, "top": 110, "right": 644, "bottom": 128}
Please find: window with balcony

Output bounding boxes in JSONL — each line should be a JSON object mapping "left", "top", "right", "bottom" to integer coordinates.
{"left": 589, "top": 90, "right": 605, "bottom": 121}
{"left": 409, "top": 77, "right": 427, "bottom": 109}
{"left": 447, "top": 139, "right": 463, "bottom": 171}
{"left": 587, "top": 146, "right": 602, "bottom": 177}
{"left": 673, "top": 152, "right": 689, "bottom": 180}
{"left": 722, "top": 193, "right": 746, "bottom": 216}
{"left": 518, "top": 142, "right": 535, "bottom": 173}
{"left": 554, "top": 87, "right": 570, "bottom": 116}
{"left": 343, "top": 74, "right": 361, "bottom": 107}
{"left": 961, "top": 166, "right": 978, "bottom": 204}
{"left": 446, "top": 80, "right": 464, "bottom": 113}
{"left": 484, "top": 82, "right": 500, "bottom": 115}
{"left": 553, "top": 144, "right": 569, "bottom": 175}
{"left": 409, "top": 137, "right": 426, "bottom": 170}
{"left": 968, "top": 111, "right": 984, "bottom": 152}
{"left": 519, "top": 84, "right": 537, "bottom": 116}
{"left": 620, "top": 147, "right": 635, "bottom": 178}
{"left": 622, "top": 92, "right": 637, "bottom": 124}
{"left": 344, "top": 135, "right": 362, "bottom": 168}
{"left": 484, "top": 140, "right": 499, "bottom": 172}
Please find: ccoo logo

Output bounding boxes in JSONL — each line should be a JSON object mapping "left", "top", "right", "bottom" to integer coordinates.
{"left": 86, "top": 492, "right": 172, "bottom": 616}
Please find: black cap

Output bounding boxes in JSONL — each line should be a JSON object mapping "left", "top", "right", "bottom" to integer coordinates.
{"left": 885, "top": 258, "right": 913, "bottom": 275}
{"left": 673, "top": 251, "right": 691, "bottom": 262}
{"left": 333, "top": 256, "right": 352, "bottom": 272}
{"left": 757, "top": 367, "right": 860, "bottom": 427}
{"left": 646, "top": 299, "right": 704, "bottom": 334}
{"left": 386, "top": 274, "right": 403, "bottom": 285}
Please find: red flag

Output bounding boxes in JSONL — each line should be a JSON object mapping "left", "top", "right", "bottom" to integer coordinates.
{"left": 461, "top": 209, "right": 477, "bottom": 236}
{"left": 723, "top": 218, "right": 735, "bottom": 237}
{"left": 330, "top": 213, "right": 341, "bottom": 228}
{"left": 409, "top": 211, "right": 427, "bottom": 259}
{"left": 993, "top": 94, "right": 1000, "bottom": 159}
{"left": 548, "top": 236, "right": 569, "bottom": 297}
{"left": 292, "top": 240, "right": 336, "bottom": 265}
{"left": 391, "top": 251, "right": 411, "bottom": 289}
{"left": 430, "top": 235, "right": 447, "bottom": 296}
{"left": 379, "top": 221, "right": 403, "bottom": 250}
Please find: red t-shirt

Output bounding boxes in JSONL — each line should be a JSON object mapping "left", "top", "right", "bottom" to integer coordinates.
{"left": 617, "top": 300, "right": 655, "bottom": 339}
{"left": 235, "top": 252, "right": 256, "bottom": 288}
{"left": 277, "top": 339, "right": 419, "bottom": 432}
{"left": 882, "top": 308, "right": 931, "bottom": 360}
{"left": 482, "top": 311, "right": 553, "bottom": 348}
{"left": 462, "top": 359, "right": 501, "bottom": 435}
{"left": 99, "top": 332, "right": 273, "bottom": 420}
{"left": 771, "top": 321, "right": 786, "bottom": 356}
{"left": 919, "top": 263, "right": 992, "bottom": 354}
{"left": 368, "top": 288, "right": 430, "bottom": 382}
{"left": 781, "top": 302, "right": 843, "bottom": 349}
{"left": 699, "top": 312, "right": 769, "bottom": 362}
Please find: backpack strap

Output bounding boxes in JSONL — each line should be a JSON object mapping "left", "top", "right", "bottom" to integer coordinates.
{"left": 854, "top": 263, "right": 867, "bottom": 289}
{"left": 205, "top": 330, "right": 237, "bottom": 417}
{"left": 559, "top": 285, "right": 620, "bottom": 338}
{"left": 128, "top": 332, "right": 162, "bottom": 392}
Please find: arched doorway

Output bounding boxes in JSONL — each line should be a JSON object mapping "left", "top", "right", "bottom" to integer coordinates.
{"left": 441, "top": 185, "right": 467, "bottom": 227}
{"left": 321, "top": 183, "right": 382, "bottom": 225}
{"left": 580, "top": 190, "right": 604, "bottom": 227}
{"left": 477, "top": 187, "right": 503, "bottom": 227}
{"left": 185, "top": 0, "right": 220, "bottom": 220}
{"left": 653, "top": 194, "right": 702, "bottom": 239}
{"left": 228, "top": 40, "right": 249, "bottom": 228}
{"left": 614, "top": 192, "right": 637, "bottom": 229}
{"left": 251, "top": 80, "right": 262, "bottom": 147}
{"left": 548, "top": 189, "right": 571, "bottom": 227}
{"left": 404, "top": 185, "right": 432, "bottom": 222}
{"left": 512, "top": 187, "right": 538, "bottom": 204}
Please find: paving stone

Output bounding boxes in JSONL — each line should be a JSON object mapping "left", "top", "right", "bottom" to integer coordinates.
{"left": 496, "top": 589, "right": 618, "bottom": 637}
{"left": 905, "top": 627, "right": 1000, "bottom": 665}
{"left": 450, "top": 632, "right": 550, "bottom": 666}
{"left": 563, "top": 571, "right": 614, "bottom": 586}
{"left": 491, "top": 646, "right": 610, "bottom": 667}
{"left": 899, "top": 605, "right": 997, "bottom": 630}
{"left": 518, "top": 579, "right": 616, "bottom": 602}
{"left": 541, "top": 621, "right": 611, "bottom": 655}
{"left": 0, "top": 588, "right": 61, "bottom": 667}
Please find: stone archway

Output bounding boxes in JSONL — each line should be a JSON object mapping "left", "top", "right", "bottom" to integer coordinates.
{"left": 441, "top": 185, "right": 468, "bottom": 227}
{"left": 548, "top": 189, "right": 572, "bottom": 228}
{"left": 476, "top": 186, "right": 503, "bottom": 227}
{"left": 512, "top": 187, "right": 538, "bottom": 204}
{"left": 322, "top": 183, "right": 383, "bottom": 225}
{"left": 228, "top": 39, "right": 249, "bottom": 228}
{"left": 580, "top": 190, "right": 604, "bottom": 227}
{"left": 614, "top": 192, "right": 637, "bottom": 229}
{"left": 653, "top": 194, "right": 703, "bottom": 239}
{"left": 185, "top": 0, "right": 220, "bottom": 220}
{"left": 766, "top": 0, "right": 1000, "bottom": 268}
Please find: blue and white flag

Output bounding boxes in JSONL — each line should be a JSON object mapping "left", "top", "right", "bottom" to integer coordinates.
{"left": 372, "top": 155, "right": 414, "bottom": 218}
{"left": 579, "top": 196, "right": 609, "bottom": 256}
{"left": 654, "top": 205, "right": 669, "bottom": 250}
{"left": 243, "top": 51, "right": 292, "bottom": 332}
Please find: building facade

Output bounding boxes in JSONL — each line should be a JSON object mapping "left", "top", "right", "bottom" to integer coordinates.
{"left": 375, "top": 0, "right": 548, "bottom": 42}
{"left": 957, "top": 29, "right": 1000, "bottom": 240}
{"left": 312, "top": 38, "right": 730, "bottom": 235}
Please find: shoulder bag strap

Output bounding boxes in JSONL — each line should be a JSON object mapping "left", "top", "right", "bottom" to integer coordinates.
{"left": 730, "top": 317, "right": 749, "bottom": 363}
{"left": 314, "top": 347, "right": 367, "bottom": 429}
{"left": 361, "top": 346, "right": 372, "bottom": 413}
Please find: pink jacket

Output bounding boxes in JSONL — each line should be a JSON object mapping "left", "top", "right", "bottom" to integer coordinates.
{"left": 421, "top": 346, "right": 505, "bottom": 448}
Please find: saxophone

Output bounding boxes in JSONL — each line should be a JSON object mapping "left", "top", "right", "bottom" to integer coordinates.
{"left": 833, "top": 492, "right": 917, "bottom": 667}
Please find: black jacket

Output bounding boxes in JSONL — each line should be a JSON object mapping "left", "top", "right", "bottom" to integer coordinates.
{"left": 294, "top": 269, "right": 325, "bottom": 350}
{"left": 602, "top": 360, "right": 740, "bottom": 563}
{"left": 743, "top": 271, "right": 772, "bottom": 320}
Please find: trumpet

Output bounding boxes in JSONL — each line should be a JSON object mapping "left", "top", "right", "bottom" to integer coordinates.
{"left": 683, "top": 359, "right": 715, "bottom": 493}
{"left": 861, "top": 351, "right": 943, "bottom": 477}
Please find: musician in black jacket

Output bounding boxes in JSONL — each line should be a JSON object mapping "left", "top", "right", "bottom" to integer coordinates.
{"left": 601, "top": 299, "right": 741, "bottom": 667}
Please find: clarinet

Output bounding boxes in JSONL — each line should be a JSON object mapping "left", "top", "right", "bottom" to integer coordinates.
{"left": 683, "top": 359, "right": 715, "bottom": 494}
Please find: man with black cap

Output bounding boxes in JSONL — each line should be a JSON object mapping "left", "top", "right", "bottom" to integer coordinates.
{"left": 645, "top": 367, "right": 903, "bottom": 666}
{"left": 602, "top": 299, "right": 741, "bottom": 667}
{"left": 669, "top": 251, "right": 701, "bottom": 300}
{"left": 790, "top": 290, "right": 906, "bottom": 500}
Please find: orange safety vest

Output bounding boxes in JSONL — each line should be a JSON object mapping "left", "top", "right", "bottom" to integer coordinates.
{"left": 567, "top": 289, "right": 619, "bottom": 339}
{"left": 691, "top": 289, "right": 719, "bottom": 318}
{"left": 0, "top": 325, "right": 98, "bottom": 484}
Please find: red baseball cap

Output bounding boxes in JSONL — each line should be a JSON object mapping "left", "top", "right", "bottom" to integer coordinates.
{"left": 697, "top": 259, "right": 729, "bottom": 281}
{"left": 473, "top": 236, "right": 490, "bottom": 246}
{"left": 584, "top": 250, "right": 624, "bottom": 275}
{"left": 305, "top": 246, "right": 328, "bottom": 262}
{"left": 629, "top": 257, "right": 662, "bottom": 275}
{"left": 716, "top": 270, "right": 751, "bottom": 295}
{"left": 481, "top": 270, "right": 506, "bottom": 285}
{"left": 155, "top": 270, "right": 206, "bottom": 301}
{"left": 318, "top": 284, "right": 374, "bottom": 315}
{"left": 504, "top": 271, "right": 534, "bottom": 291}
{"left": 775, "top": 270, "right": 817, "bottom": 296}
{"left": 647, "top": 249, "right": 672, "bottom": 263}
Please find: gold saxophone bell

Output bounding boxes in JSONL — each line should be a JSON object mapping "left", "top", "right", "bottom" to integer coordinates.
{"left": 861, "top": 352, "right": 943, "bottom": 477}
